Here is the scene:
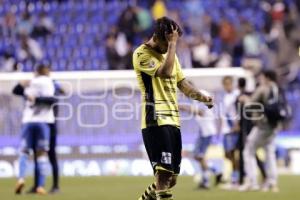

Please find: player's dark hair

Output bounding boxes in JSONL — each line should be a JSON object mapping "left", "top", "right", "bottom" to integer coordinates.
{"left": 222, "top": 76, "right": 233, "bottom": 83}
{"left": 153, "top": 17, "right": 183, "bottom": 41}
{"left": 36, "top": 63, "right": 50, "bottom": 75}
{"left": 238, "top": 77, "right": 246, "bottom": 89}
{"left": 262, "top": 70, "right": 277, "bottom": 83}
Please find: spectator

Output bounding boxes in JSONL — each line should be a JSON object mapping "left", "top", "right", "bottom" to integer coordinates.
{"left": 151, "top": 0, "right": 167, "bottom": 20}
{"left": 215, "top": 51, "right": 232, "bottom": 68}
{"left": 202, "top": 14, "right": 219, "bottom": 40}
{"left": 135, "top": 6, "right": 152, "bottom": 35}
{"left": 17, "top": 34, "right": 43, "bottom": 62}
{"left": 32, "top": 11, "right": 55, "bottom": 38}
{"left": 105, "top": 34, "right": 119, "bottom": 70}
{"left": 191, "top": 36, "right": 212, "bottom": 68}
{"left": 105, "top": 30, "right": 132, "bottom": 70}
{"left": 2, "top": 11, "right": 16, "bottom": 37}
{"left": 118, "top": 6, "right": 139, "bottom": 45}
{"left": 115, "top": 32, "right": 133, "bottom": 69}
{"left": 16, "top": 12, "right": 33, "bottom": 36}
{"left": 271, "top": 1, "right": 286, "bottom": 22}
{"left": 177, "top": 40, "right": 193, "bottom": 68}
{"left": 296, "top": 0, "right": 300, "bottom": 12}
{"left": 0, "top": 0, "right": 299, "bottom": 76}
{"left": 219, "top": 19, "right": 236, "bottom": 52}
{"left": 0, "top": 52, "right": 19, "bottom": 72}
{"left": 242, "top": 23, "right": 261, "bottom": 57}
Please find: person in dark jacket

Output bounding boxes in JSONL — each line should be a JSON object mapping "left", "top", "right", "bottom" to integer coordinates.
{"left": 236, "top": 78, "right": 266, "bottom": 185}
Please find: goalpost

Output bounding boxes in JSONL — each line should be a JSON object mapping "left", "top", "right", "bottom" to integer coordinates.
{"left": 0, "top": 68, "right": 255, "bottom": 94}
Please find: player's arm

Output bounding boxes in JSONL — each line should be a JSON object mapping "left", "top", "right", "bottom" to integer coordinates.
{"left": 54, "top": 80, "right": 66, "bottom": 95}
{"left": 178, "top": 104, "right": 204, "bottom": 116}
{"left": 12, "top": 84, "right": 25, "bottom": 96}
{"left": 27, "top": 80, "right": 59, "bottom": 105}
{"left": 177, "top": 79, "right": 213, "bottom": 108}
{"left": 12, "top": 81, "right": 30, "bottom": 96}
{"left": 239, "top": 86, "right": 263, "bottom": 103}
{"left": 32, "top": 81, "right": 65, "bottom": 105}
{"left": 33, "top": 80, "right": 59, "bottom": 105}
{"left": 35, "top": 97, "right": 58, "bottom": 106}
{"left": 24, "top": 94, "right": 58, "bottom": 105}
{"left": 155, "top": 26, "right": 179, "bottom": 78}
{"left": 13, "top": 85, "right": 58, "bottom": 105}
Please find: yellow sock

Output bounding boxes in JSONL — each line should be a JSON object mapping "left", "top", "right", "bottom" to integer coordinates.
{"left": 155, "top": 189, "right": 173, "bottom": 200}
{"left": 139, "top": 183, "right": 156, "bottom": 200}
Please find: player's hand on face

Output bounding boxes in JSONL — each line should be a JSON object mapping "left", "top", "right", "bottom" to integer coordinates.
{"left": 165, "top": 24, "right": 179, "bottom": 43}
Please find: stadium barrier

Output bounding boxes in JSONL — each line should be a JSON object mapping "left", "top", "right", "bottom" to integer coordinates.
{"left": 1, "top": 68, "right": 299, "bottom": 177}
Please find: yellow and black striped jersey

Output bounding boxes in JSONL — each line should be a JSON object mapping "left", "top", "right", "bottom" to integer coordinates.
{"left": 133, "top": 44, "right": 185, "bottom": 129}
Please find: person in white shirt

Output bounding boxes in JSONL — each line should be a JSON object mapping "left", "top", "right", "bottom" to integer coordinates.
{"left": 15, "top": 64, "right": 54, "bottom": 195}
{"left": 180, "top": 98, "right": 218, "bottom": 189}
{"left": 220, "top": 76, "right": 240, "bottom": 188}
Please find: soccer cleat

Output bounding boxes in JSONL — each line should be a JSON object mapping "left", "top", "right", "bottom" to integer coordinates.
{"left": 36, "top": 187, "right": 47, "bottom": 195}
{"left": 26, "top": 186, "right": 37, "bottom": 194}
{"left": 271, "top": 186, "right": 279, "bottom": 193}
{"left": 196, "top": 182, "right": 210, "bottom": 190}
{"left": 49, "top": 187, "right": 60, "bottom": 194}
{"left": 238, "top": 183, "right": 259, "bottom": 192}
{"left": 215, "top": 174, "right": 225, "bottom": 186}
{"left": 261, "top": 182, "right": 269, "bottom": 192}
{"left": 261, "top": 182, "right": 279, "bottom": 193}
{"left": 15, "top": 180, "right": 25, "bottom": 195}
{"left": 220, "top": 183, "right": 239, "bottom": 191}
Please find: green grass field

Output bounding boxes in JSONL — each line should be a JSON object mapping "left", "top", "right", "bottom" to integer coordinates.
{"left": 0, "top": 176, "right": 299, "bottom": 200}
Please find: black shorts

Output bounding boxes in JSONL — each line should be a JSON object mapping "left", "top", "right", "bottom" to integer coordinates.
{"left": 142, "top": 125, "right": 182, "bottom": 175}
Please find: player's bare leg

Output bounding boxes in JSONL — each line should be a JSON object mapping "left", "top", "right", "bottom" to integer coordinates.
{"left": 220, "top": 150, "right": 240, "bottom": 190}
{"left": 15, "top": 179, "right": 25, "bottom": 195}
{"left": 195, "top": 156, "right": 210, "bottom": 189}
{"left": 169, "top": 175, "right": 177, "bottom": 189}
{"left": 226, "top": 150, "right": 239, "bottom": 183}
{"left": 138, "top": 170, "right": 176, "bottom": 200}
{"left": 155, "top": 170, "right": 174, "bottom": 200}
{"left": 15, "top": 150, "right": 29, "bottom": 194}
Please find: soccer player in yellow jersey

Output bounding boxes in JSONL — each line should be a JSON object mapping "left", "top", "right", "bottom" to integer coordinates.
{"left": 133, "top": 17, "right": 213, "bottom": 200}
